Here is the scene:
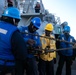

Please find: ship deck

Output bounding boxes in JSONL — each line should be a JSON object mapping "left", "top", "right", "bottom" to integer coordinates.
{"left": 54, "top": 55, "right": 76, "bottom": 75}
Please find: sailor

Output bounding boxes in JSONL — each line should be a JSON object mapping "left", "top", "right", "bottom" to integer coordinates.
{"left": 35, "top": 2, "right": 40, "bottom": 13}
{"left": 7, "top": 0, "right": 13, "bottom": 7}
{"left": 0, "top": 7, "right": 28, "bottom": 75}
{"left": 18, "top": 17, "right": 41, "bottom": 75}
{"left": 38, "top": 23, "right": 56, "bottom": 75}
{"left": 56, "top": 25, "right": 76, "bottom": 75}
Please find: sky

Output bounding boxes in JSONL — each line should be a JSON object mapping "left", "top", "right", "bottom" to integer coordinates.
{"left": 42, "top": 0, "right": 76, "bottom": 39}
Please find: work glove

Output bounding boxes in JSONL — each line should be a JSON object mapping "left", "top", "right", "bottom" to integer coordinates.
{"left": 27, "top": 39, "right": 36, "bottom": 46}
{"left": 54, "top": 58, "right": 56, "bottom": 64}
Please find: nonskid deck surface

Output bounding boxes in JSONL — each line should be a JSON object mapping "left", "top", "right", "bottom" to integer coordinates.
{"left": 54, "top": 56, "right": 76, "bottom": 75}
{"left": 23, "top": 57, "right": 76, "bottom": 75}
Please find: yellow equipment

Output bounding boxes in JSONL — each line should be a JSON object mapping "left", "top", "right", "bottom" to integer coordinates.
{"left": 45, "top": 23, "right": 54, "bottom": 31}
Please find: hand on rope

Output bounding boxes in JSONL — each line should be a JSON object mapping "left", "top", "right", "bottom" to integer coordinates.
{"left": 45, "top": 46, "right": 50, "bottom": 54}
{"left": 27, "top": 46, "right": 76, "bottom": 56}
{"left": 27, "top": 39, "right": 36, "bottom": 46}
{"left": 21, "top": 32, "right": 76, "bottom": 56}
{"left": 27, "top": 45, "right": 42, "bottom": 55}
{"left": 27, "top": 46, "right": 35, "bottom": 54}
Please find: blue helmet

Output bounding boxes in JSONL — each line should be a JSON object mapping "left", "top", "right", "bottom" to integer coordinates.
{"left": 2, "top": 7, "right": 21, "bottom": 19}
{"left": 64, "top": 26, "right": 70, "bottom": 32}
{"left": 31, "top": 17, "right": 41, "bottom": 29}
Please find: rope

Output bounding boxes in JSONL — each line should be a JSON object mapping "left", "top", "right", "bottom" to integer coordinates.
{"left": 21, "top": 32, "right": 75, "bottom": 45}
{"left": 20, "top": 32, "right": 76, "bottom": 54}
{"left": 33, "top": 46, "right": 76, "bottom": 54}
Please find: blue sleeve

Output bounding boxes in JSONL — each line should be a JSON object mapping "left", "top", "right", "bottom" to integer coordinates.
{"left": 34, "top": 32, "right": 42, "bottom": 47}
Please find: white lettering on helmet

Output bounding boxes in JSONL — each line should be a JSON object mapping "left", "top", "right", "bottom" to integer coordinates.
{"left": 5, "top": 10, "right": 8, "bottom": 15}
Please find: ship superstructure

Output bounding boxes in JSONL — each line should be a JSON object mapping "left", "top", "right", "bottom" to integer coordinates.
{"left": 0, "top": 0, "right": 64, "bottom": 35}
{"left": 15, "top": 0, "right": 62, "bottom": 35}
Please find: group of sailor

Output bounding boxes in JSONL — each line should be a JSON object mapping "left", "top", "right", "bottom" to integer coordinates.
{"left": 0, "top": 1, "right": 76, "bottom": 75}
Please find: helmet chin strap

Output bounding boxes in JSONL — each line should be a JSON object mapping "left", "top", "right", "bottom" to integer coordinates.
{"left": 13, "top": 18, "right": 18, "bottom": 26}
{"left": 13, "top": 18, "right": 15, "bottom": 24}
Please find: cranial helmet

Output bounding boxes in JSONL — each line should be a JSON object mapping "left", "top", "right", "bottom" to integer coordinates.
{"left": 31, "top": 17, "right": 41, "bottom": 29}
{"left": 64, "top": 25, "right": 70, "bottom": 32}
{"left": 2, "top": 7, "right": 21, "bottom": 19}
{"left": 45, "top": 23, "right": 54, "bottom": 31}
